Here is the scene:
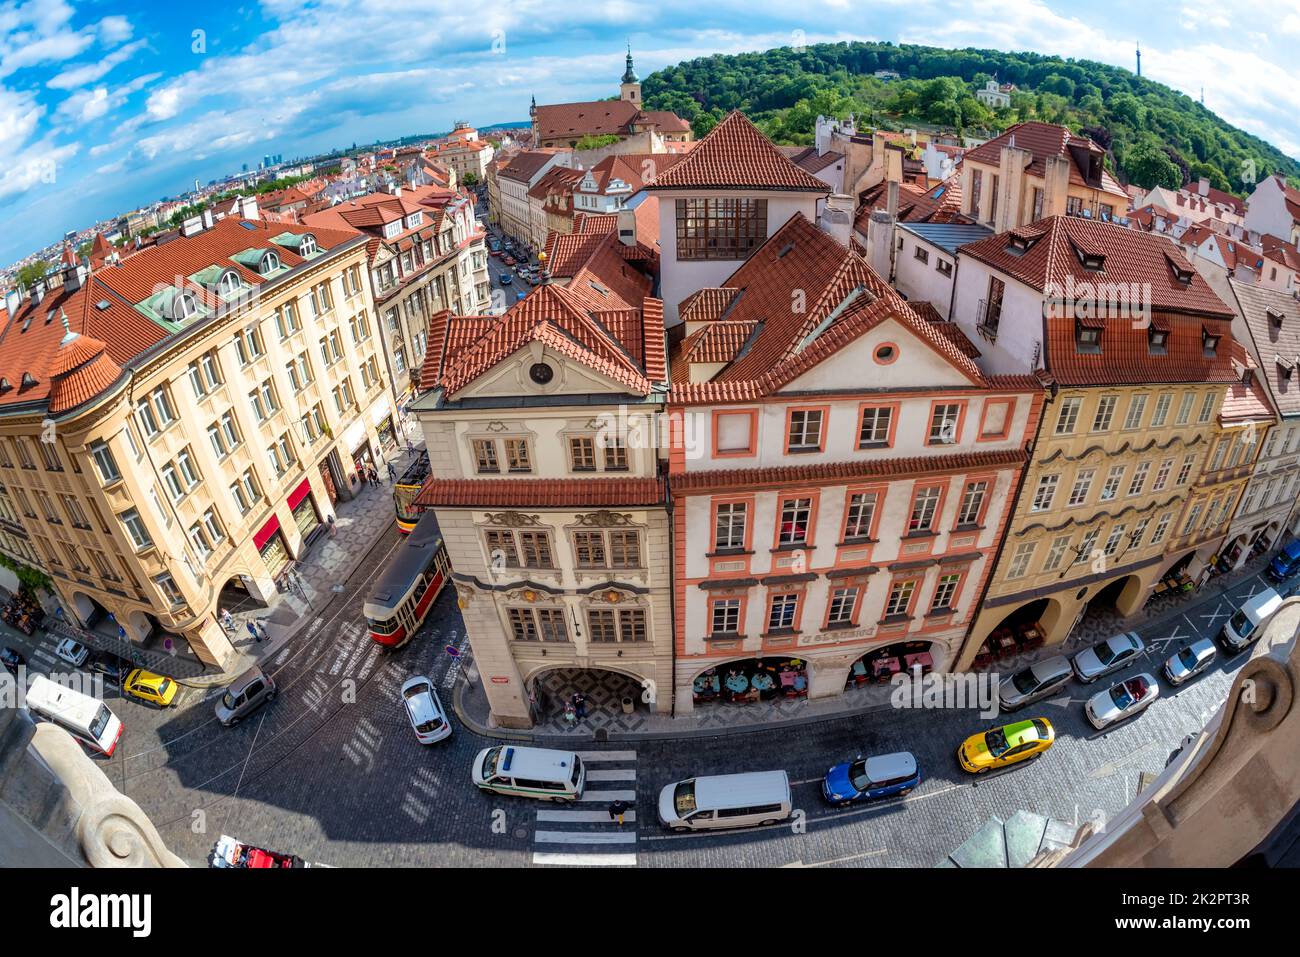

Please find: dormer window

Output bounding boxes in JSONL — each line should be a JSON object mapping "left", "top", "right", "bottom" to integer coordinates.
{"left": 1075, "top": 318, "right": 1102, "bottom": 353}
{"left": 1148, "top": 325, "right": 1169, "bottom": 354}
{"left": 218, "top": 270, "right": 243, "bottom": 298}
{"left": 20, "top": 372, "right": 37, "bottom": 389}
{"left": 1078, "top": 250, "right": 1105, "bottom": 271}
{"left": 175, "top": 292, "right": 198, "bottom": 322}
{"left": 405, "top": 212, "right": 422, "bottom": 229}
{"left": 1202, "top": 326, "right": 1220, "bottom": 358}
{"left": 261, "top": 251, "right": 282, "bottom": 275}
{"left": 1278, "top": 355, "right": 1296, "bottom": 379}
{"left": 299, "top": 233, "right": 318, "bottom": 256}
{"left": 382, "top": 221, "right": 401, "bottom": 240}
{"left": 1166, "top": 253, "right": 1195, "bottom": 285}
{"left": 1267, "top": 306, "right": 1285, "bottom": 328}
{"left": 0, "top": 378, "right": 10, "bottom": 393}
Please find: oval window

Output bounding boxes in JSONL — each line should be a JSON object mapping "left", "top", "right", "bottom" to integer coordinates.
{"left": 529, "top": 362, "right": 554, "bottom": 385}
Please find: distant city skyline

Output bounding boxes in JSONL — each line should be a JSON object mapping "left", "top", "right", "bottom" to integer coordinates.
{"left": 5, "top": 0, "right": 1300, "bottom": 269}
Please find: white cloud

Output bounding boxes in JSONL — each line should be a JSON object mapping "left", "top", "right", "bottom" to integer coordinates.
{"left": 47, "top": 39, "right": 147, "bottom": 90}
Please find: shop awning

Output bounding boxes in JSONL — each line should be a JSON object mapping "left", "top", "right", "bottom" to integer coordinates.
{"left": 288, "top": 478, "right": 312, "bottom": 510}
{"left": 254, "top": 515, "right": 281, "bottom": 551}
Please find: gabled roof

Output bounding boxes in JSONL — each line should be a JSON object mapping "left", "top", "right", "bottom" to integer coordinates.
{"left": 668, "top": 212, "right": 1003, "bottom": 402}
{"left": 421, "top": 229, "right": 663, "bottom": 401}
{"left": 959, "top": 216, "right": 1236, "bottom": 319}
{"left": 856, "top": 176, "right": 967, "bottom": 229}
{"left": 1227, "top": 278, "right": 1300, "bottom": 416}
{"left": 962, "top": 121, "right": 1127, "bottom": 199}
{"left": 644, "top": 112, "right": 831, "bottom": 193}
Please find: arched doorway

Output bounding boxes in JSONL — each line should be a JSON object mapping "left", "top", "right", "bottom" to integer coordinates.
{"left": 847, "top": 640, "right": 937, "bottom": 686}
{"left": 218, "top": 574, "right": 272, "bottom": 613}
{"left": 526, "top": 665, "right": 658, "bottom": 730}
{"left": 690, "top": 656, "right": 809, "bottom": 705}
{"left": 1088, "top": 574, "right": 1144, "bottom": 616}
{"left": 972, "top": 598, "right": 1062, "bottom": 669}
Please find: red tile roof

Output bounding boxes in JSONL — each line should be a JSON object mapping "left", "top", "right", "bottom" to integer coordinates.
{"left": 48, "top": 334, "right": 122, "bottom": 415}
{"left": 962, "top": 122, "right": 1127, "bottom": 199}
{"left": 422, "top": 229, "right": 663, "bottom": 400}
{"left": 960, "top": 216, "right": 1236, "bottom": 319}
{"left": 668, "top": 213, "right": 989, "bottom": 401}
{"left": 778, "top": 146, "right": 844, "bottom": 176}
{"left": 645, "top": 111, "right": 830, "bottom": 193}
{"left": 531, "top": 100, "right": 690, "bottom": 141}
{"left": 856, "top": 176, "right": 966, "bottom": 229}
{"left": 415, "top": 475, "right": 665, "bottom": 508}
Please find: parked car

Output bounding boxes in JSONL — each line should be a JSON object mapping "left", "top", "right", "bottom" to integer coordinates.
{"left": 87, "top": 651, "right": 130, "bottom": 684}
{"left": 210, "top": 835, "right": 324, "bottom": 868}
{"left": 0, "top": 646, "right": 25, "bottom": 675}
{"left": 1220, "top": 587, "right": 1284, "bottom": 654}
{"left": 822, "top": 751, "right": 920, "bottom": 806}
{"left": 215, "top": 666, "right": 277, "bottom": 726}
{"left": 123, "top": 668, "right": 178, "bottom": 707}
{"left": 957, "top": 718, "right": 1055, "bottom": 774}
{"left": 502, "top": 255, "right": 515, "bottom": 266}
{"left": 1070, "top": 632, "right": 1144, "bottom": 683}
{"left": 499, "top": 273, "right": 512, "bottom": 285}
{"left": 401, "top": 676, "right": 452, "bottom": 743}
{"left": 53, "top": 637, "right": 89, "bottom": 668}
{"left": 515, "top": 291, "right": 527, "bottom": 301}
{"left": 1163, "top": 638, "right": 1217, "bottom": 686}
{"left": 658, "top": 771, "right": 792, "bottom": 831}
{"left": 489, "top": 248, "right": 502, "bottom": 257}
{"left": 998, "top": 655, "right": 1073, "bottom": 711}
{"left": 1086, "top": 673, "right": 1159, "bottom": 729}
{"left": 1267, "top": 540, "right": 1300, "bottom": 583}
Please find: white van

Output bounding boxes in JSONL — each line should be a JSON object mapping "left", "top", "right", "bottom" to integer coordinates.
{"left": 1220, "top": 587, "right": 1283, "bottom": 653}
{"left": 658, "top": 770, "right": 792, "bottom": 831}
{"left": 472, "top": 745, "right": 585, "bottom": 801}
{"left": 25, "top": 674, "right": 123, "bottom": 756}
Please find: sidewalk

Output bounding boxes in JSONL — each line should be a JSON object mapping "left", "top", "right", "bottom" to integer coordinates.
{"left": 453, "top": 552, "right": 1281, "bottom": 744}
{"left": 180, "top": 429, "right": 423, "bottom": 688}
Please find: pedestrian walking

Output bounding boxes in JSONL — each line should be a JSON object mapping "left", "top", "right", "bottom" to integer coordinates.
{"left": 219, "top": 608, "right": 234, "bottom": 632}
{"left": 406, "top": 437, "right": 415, "bottom": 457}
{"left": 571, "top": 691, "right": 587, "bottom": 719}
{"left": 327, "top": 514, "right": 337, "bottom": 537}
{"left": 386, "top": 460, "right": 397, "bottom": 482}
{"left": 255, "top": 620, "right": 269, "bottom": 642}
{"left": 607, "top": 799, "right": 630, "bottom": 826}
{"left": 246, "top": 620, "right": 259, "bottom": 644}
{"left": 368, "top": 464, "right": 379, "bottom": 486}
{"left": 562, "top": 702, "right": 576, "bottom": 725}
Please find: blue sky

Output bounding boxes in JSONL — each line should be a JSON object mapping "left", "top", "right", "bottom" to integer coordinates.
{"left": 4, "top": 0, "right": 1300, "bottom": 269}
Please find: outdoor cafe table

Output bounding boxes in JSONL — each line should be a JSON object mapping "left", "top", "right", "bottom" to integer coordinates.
{"left": 724, "top": 673, "right": 750, "bottom": 694}
{"left": 873, "top": 656, "right": 902, "bottom": 678}
{"left": 751, "top": 672, "right": 775, "bottom": 692}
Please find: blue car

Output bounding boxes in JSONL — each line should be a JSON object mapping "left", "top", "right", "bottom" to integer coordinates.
{"left": 822, "top": 751, "right": 920, "bottom": 806}
{"left": 1267, "top": 540, "right": 1300, "bottom": 583}
{"left": 515, "top": 291, "right": 526, "bottom": 300}
{"left": 499, "top": 274, "right": 512, "bottom": 285}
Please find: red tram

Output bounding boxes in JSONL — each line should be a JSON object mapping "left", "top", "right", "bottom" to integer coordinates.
{"left": 364, "top": 511, "right": 450, "bottom": 648}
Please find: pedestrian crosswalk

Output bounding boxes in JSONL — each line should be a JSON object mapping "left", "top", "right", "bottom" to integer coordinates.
{"left": 531, "top": 749, "right": 639, "bottom": 867}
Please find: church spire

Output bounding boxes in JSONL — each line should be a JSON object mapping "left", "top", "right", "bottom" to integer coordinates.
{"left": 622, "top": 43, "right": 638, "bottom": 85}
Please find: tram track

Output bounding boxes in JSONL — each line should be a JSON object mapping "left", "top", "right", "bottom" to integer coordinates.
{"left": 114, "top": 526, "right": 408, "bottom": 786}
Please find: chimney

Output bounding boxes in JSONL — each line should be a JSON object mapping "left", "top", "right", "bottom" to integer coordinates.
{"left": 1197, "top": 177, "right": 1210, "bottom": 197}
{"left": 1042, "top": 154, "right": 1071, "bottom": 218}
{"left": 867, "top": 208, "right": 895, "bottom": 281}
{"left": 180, "top": 215, "right": 203, "bottom": 237}
{"left": 201, "top": 208, "right": 214, "bottom": 230}
{"left": 996, "top": 146, "right": 1031, "bottom": 233}
{"left": 818, "top": 194, "right": 854, "bottom": 247}
{"left": 616, "top": 208, "right": 637, "bottom": 247}
{"left": 33, "top": 280, "right": 46, "bottom": 304}
{"left": 4, "top": 288, "right": 20, "bottom": 317}
{"left": 240, "top": 195, "right": 259, "bottom": 220}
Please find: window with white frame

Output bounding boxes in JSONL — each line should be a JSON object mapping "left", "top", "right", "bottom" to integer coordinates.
{"left": 1031, "top": 474, "right": 1058, "bottom": 512}
{"left": 714, "top": 503, "right": 747, "bottom": 550}
{"left": 1006, "top": 541, "right": 1037, "bottom": 578}
{"left": 767, "top": 593, "right": 799, "bottom": 632}
{"left": 710, "top": 598, "right": 741, "bottom": 635}
{"left": 787, "top": 409, "right": 823, "bottom": 452}
{"left": 827, "top": 587, "right": 858, "bottom": 625}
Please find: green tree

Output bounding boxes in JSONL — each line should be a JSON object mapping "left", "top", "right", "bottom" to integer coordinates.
{"left": 1126, "top": 141, "right": 1183, "bottom": 189}
{"left": 16, "top": 261, "right": 49, "bottom": 288}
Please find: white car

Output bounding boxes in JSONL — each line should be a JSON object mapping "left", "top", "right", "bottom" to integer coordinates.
{"left": 401, "top": 676, "right": 451, "bottom": 743}
{"left": 1086, "top": 673, "right": 1160, "bottom": 729}
{"left": 1070, "top": 631, "right": 1144, "bottom": 683}
{"left": 54, "top": 637, "right": 89, "bottom": 668}
{"left": 1163, "top": 638, "right": 1217, "bottom": 686}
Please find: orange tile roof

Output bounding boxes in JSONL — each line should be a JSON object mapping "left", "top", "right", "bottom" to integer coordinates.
{"left": 667, "top": 213, "right": 985, "bottom": 400}
{"left": 1226, "top": 279, "right": 1300, "bottom": 417}
{"left": 960, "top": 216, "right": 1236, "bottom": 319}
{"left": 645, "top": 111, "right": 830, "bottom": 193}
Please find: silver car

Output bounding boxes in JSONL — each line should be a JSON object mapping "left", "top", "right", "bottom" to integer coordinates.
{"left": 401, "top": 676, "right": 451, "bottom": 744}
{"left": 54, "top": 637, "right": 89, "bottom": 668}
{"left": 215, "top": 666, "right": 277, "bottom": 726}
{"left": 1086, "top": 673, "right": 1159, "bottom": 729}
{"left": 1163, "top": 638, "right": 1216, "bottom": 686}
{"left": 1071, "top": 631, "right": 1144, "bottom": 683}
{"left": 998, "top": 655, "right": 1073, "bottom": 711}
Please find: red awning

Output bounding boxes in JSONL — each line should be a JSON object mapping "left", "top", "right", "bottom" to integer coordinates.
{"left": 288, "top": 478, "right": 312, "bottom": 510}
{"left": 254, "top": 516, "right": 281, "bottom": 551}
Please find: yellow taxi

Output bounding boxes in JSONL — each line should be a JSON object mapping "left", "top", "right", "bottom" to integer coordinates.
{"left": 123, "top": 669, "right": 178, "bottom": 708}
{"left": 957, "top": 717, "right": 1054, "bottom": 773}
